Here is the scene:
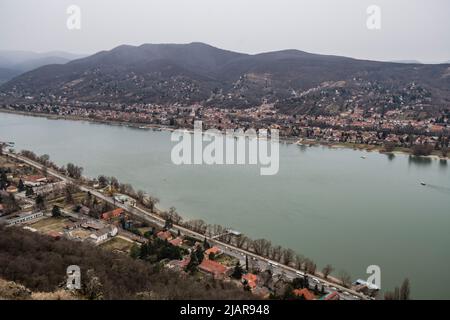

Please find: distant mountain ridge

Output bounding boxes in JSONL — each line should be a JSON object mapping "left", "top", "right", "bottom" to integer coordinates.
{"left": 1, "top": 43, "right": 449, "bottom": 115}
{"left": 0, "top": 50, "right": 86, "bottom": 84}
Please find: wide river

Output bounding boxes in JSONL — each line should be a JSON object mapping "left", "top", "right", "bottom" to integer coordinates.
{"left": 1, "top": 112, "right": 449, "bottom": 299}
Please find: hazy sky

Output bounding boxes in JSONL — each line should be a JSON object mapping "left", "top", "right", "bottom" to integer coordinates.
{"left": 0, "top": 0, "right": 449, "bottom": 63}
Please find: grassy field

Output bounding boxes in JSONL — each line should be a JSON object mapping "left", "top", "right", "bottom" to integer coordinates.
{"left": 47, "top": 192, "right": 85, "bottom": 208}
{"left": 100, "top": 236, "right": 135, "bottom": 253}
{"left": 29, "top": 217, "right": 69, "bottom": 234}
{"left": 215, "top": 254, "right": 239, "bottom": 267}
{"left": 69, "top": 228, "right": 92, "bottom": 240}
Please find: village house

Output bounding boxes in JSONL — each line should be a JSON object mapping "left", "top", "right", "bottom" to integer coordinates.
{"left": 204, "top": 246, "right": 222, "bottom": 259}
{"left": 156, "top": 230, "right": 173, "bottom": 241}
{"left": 81, "top": 220, "right": 104, "bottom": 230}
{"left": 64, "top": 219, "right": 84, "bottom": 230}
{"left": 293, "top": 288, "right": 316, "bottom": 300}
{"left": 242, "top": 273, "right": 259, "bottom": 291}
{"left": 166, "top": 256, "right": 191, "bottom": 272}
{"left": 5, "top": 211, "right": 44, "bottom": 226}
{"left": 169, "top": 237, "right": 183, "bottom": 247}
{"left": 198, "top": 259, "right": 230, "bottom": 278}
{"left": 33, "top": 181, "right": 65, "bottom": 195}
{"left": 23, "top": 175, "right": 47, "bottom": 187}
{"left": 101, "top": 208, "right": 124, "bottom": 221}
{"left": 88, "top": 225, "right": 118, "bottom": 245}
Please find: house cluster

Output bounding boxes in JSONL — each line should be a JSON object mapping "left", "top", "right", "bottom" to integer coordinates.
{"left": 5, "top": 101, "right": 448, "bottom": 151}
{"left": 0, "top": 166, "right": 63, "bottom": 220}
{"left": 63, "top": 207, "right": 125, "bottom": 245}
{"left": 65, "top": 218, "right": 118, "bottom": 245}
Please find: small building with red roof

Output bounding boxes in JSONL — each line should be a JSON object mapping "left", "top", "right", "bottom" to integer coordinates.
{"left": 198, "top": 259, "right": 229, "bottom": 278}
{"left": 242, "top": 273, "right": 259, "bottom": 290}
{"left": 293, "top": 288, "right": 316, "bottom": 300}
{"left": 204, "top": 246, "right": 221, "bottom": 258}
{"left": 156, "top": 230, "right": 173, "bottom": 241}
{"left": 169, "top": 237, "right": 183, "bottom": 247}
{"left": 101, "top": 208, "right": 124, "bottom": 221}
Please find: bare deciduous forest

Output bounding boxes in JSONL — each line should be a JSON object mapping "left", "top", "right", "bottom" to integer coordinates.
{"left": 0, "top": 225, "right": 253, "bottom": 300}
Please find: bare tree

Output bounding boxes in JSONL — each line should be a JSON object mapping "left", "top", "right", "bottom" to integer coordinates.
{"left": 339, "top": 270, "right": 352, "bottom": 288}
{"left": 168, "top": 207, "right": 183, "bottom": 224}
{"left": 109, "top": 176, "right": 120, "bottom": 189}
{"left": 282, "top": 248, "right": 295, "bottom": 266}
{"left": 235, "top": 235, "right": 248, "bottom": 249}
{"left": 295, "top": 254, "right": 306, "bottom": 271}
{"left": 400, "top": 278, "right": 411, "bottom": 300}
{"left": 136, "top": 190, "right": 145, "bottom": 204}
{"left": 269, "top": 245, "right": 283, "bottom": 262}
{"left": 305, "top": 259, "right": 317, "bottom": 275}
{"left": 187, "top": 219, "right": 207, "bottom": 234}
{"left": 97, "top": 175, "right": 109, "bottom": 188}
{"left": 66, "top": 163, "right": 83, "bottom": 179}
{"left": 252, "top": 239, "right": 272, "bottom": 256}
{"left": 322, "top": 264, "right": 334, "bottom": 279}
{"left": 146, "top": 196, "right": 159, "bottom": 212}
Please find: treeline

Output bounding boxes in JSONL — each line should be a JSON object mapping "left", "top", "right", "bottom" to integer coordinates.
{"left": 384, "top": 279, "right": 411, "bottom": 300}
{"left": 0, "top": 225, "right": 252, "bottom": 300}
{"left": 19, "top": 150, "right": 83, "bottom": 179}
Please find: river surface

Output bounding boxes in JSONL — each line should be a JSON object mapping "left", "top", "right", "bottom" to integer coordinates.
{"left": 1, "top": 112, "right": 449, "bottom": 299}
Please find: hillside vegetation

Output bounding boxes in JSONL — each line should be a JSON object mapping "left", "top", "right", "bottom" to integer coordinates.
{"left": 0, "top": 225, "right": 253, "bottom": 300}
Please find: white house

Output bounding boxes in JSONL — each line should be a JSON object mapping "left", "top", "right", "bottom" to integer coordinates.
{"left": 89, "top": 225, "right": 118, "bottom": 245}
{"left": 6, "top": 211, "right": 44, "bottom": 226}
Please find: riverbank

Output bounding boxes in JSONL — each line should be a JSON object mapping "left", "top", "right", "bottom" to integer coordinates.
{"left": 2, "top": 111, "right": 449, "bottom": 298}
{"left": 1, "top": 108, "right": 447, "bottom": 161}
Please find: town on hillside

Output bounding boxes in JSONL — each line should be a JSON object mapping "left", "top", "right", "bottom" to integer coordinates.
{"left": 2, "top": 97, "right": 448, "bottom": 158}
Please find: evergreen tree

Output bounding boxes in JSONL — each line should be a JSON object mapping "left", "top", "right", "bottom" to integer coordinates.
{"left": 17, "top": 179, "right": 25, "bottom": 192}
{"left": 203, "top": 237, "right": 210, "bottom": 249}
{"left": 25, "top": 186, "right": 34, "bottom": 197}
{"left": 231, "top": 261, "right": 244, "bottom": 279}
{"left": 35, "top": 194, "right": 45, "bottom": 210}
{"left": 51, "top": 205, "right": 61, "bottom": 217}
{"left": 186, "top": 250, "right": 200, "bottom": 273}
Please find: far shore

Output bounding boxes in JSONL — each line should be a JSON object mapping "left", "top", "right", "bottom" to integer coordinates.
{"left": 1, "top": 107, "right": 448, "bottom": 161}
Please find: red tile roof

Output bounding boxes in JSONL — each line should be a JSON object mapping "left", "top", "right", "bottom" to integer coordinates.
{"left": 242, "top": 273, "right": 258, "bottom": 289}
{"left": 199, "top": 259, "right": 228, "bottom": 276}
{"left": 169, "top": 237, "right": 183, "bottom": 246}
{"left": 293, "top": 288, "right": 316, "bottom": 300}
{"left": 47, "top": 231, "right": 62, "bottom": 239}
{"left": 156, "top": 230, "right": 173, "bottom": 241}
{"left": 323, "top": 291, "right": 340, "bottom": 300}
{"left": 101, "top": 208, "right": 124, "bottom": 220}
{"left": 23, "top": 175, "right": 47, "bottom": 182}
{"left": 205, "top": 246, "right": 221, "bottom": 257}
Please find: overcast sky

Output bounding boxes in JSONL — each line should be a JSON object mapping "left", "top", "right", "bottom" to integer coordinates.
{"left": 0, "top": 0, "right": 449, "bottom": 63}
